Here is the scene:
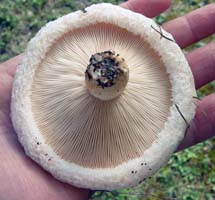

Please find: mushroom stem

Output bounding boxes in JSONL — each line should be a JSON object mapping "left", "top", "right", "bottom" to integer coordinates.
{"left": 85, "top": 50, "right": 129, "bottom": 101}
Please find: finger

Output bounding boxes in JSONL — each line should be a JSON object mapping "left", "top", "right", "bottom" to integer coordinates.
{"left": 0, "top": 54, "right": 22, "bottom": 77}
{"left": 186, "top": 42, "right": 215, "bottom": 89}
{"left": 121, "top": 0, "right": 171, "bottom": 18}
{"left": 163, "top": 4, "right": 215, "bottom": 48}
{"left": 177, "top": 93, "right": 215, "bottom": 151}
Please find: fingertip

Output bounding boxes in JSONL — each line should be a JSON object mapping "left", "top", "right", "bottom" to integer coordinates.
{"left": 121, "top": 0, "right": 171, "bottom": 18}
{"left": 177, "top": 93, "right": 215, "bottom": 151}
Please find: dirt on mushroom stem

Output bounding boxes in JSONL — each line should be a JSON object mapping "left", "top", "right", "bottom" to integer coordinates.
{"left": 85, "top": 50, "right": 129, "bottom": 101}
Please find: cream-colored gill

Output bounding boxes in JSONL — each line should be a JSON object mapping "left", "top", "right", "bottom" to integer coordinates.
{"left": 31, "top": 23, "right": 172, "bottom": 168}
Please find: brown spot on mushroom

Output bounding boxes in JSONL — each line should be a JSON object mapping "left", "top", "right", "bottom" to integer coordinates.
{"left": 81, "top": 8, "right": 87, "bottom": 13}
{"left": 138, "top": 178, "right": 146, "bottom": 184}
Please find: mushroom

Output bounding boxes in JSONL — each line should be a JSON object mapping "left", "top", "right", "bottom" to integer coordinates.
{"left": 11, "top": 3, "right": 196, "bottom": 190}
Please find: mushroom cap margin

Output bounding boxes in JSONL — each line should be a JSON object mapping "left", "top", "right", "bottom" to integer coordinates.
{"left": 11, "top": 3, "right": 196, "bottom": 190}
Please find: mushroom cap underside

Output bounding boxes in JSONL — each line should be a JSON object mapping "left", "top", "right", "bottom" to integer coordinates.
{"left": 11, "top": 3, "right": 196, "bottom": 190}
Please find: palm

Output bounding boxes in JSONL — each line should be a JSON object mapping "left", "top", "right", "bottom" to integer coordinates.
{"left": 0, "top": 1, "right": 214, "bottom": 200}
{"left": 0, "top": 59, "right": 89, "bottom": 199}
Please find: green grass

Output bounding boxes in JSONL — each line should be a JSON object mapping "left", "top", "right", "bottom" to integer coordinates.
{"left": 0, "top": 0, "right": 214, "bottom": 199}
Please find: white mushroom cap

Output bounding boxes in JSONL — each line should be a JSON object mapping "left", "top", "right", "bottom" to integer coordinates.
{"left": 11, "top": 3, "right": 196, "bottom": 190}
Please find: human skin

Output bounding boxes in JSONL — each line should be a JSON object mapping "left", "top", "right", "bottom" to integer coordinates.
{"left": 0, "top": 0, "right": 214, "bottom": 199}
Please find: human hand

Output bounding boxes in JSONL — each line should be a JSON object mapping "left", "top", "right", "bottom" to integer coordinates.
{"left": 0, "top": 0, "right": 214, "bottom": 199}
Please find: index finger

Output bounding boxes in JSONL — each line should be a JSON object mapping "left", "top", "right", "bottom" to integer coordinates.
{"left": 121, "top": 0, "right": 171, "bottom": 18}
